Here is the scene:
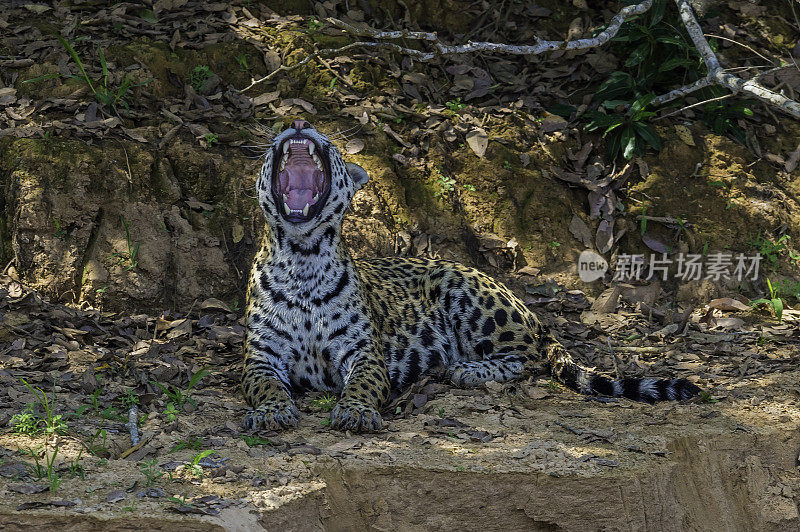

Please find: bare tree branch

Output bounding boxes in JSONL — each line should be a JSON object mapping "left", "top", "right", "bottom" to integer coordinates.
{"left": 327, "top": 0, "right": 654, "bottom": 60}
{"left": 240, "top": 0, "right": 800, "bottom": 121}
{"left": 664, "top": 0, "right": 800, "bottom": 119}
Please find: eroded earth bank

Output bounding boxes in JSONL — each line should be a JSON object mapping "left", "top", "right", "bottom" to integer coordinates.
{"left": 1, "top": 0, "right": 800, "bottom": 529}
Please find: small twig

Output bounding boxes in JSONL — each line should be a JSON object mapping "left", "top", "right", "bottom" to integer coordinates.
{"left": 654, "top": 93, "right": 733, "bottom": 121}
{"left": 126, "top": 405, "right": 140, "bottom": 446}
{"left": 598, "top": 345, "right": 667, "bottom": 353}
{"left": 703, "top": 33, "right": 775, "bottom": 65}
{"left": 651, "top": 77, "right": 712, "bottom": 107}
{"left": 607, "top": 339, "right": 624, "bottom": 380}
{"left": 554, "top": 419, "right": 583, "bottom": 435}
{"left": 316, "top": 55, "right": 355, "bottom": 89}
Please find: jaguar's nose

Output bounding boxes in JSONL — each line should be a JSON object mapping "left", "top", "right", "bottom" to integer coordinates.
{"left": 292, "top": 119, "right": 312, "bottom": 131}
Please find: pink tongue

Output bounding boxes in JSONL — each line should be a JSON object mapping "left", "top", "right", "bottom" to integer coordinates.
{"left": 277, "top": 142, "right": 326, "bottom": 212}
{"left": 278, "top": 164, "right": 323, "bottom": 210}
{"left": 286, "top": 188, "right": 314, "bottom": 210}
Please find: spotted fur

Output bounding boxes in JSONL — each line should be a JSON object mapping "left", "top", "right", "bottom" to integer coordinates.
{"left": 242, "top": 124, "right": 701, "bottom": 432}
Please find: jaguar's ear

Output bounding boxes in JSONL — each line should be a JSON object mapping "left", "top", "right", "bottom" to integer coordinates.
{"left": 346, "top": 162, "right": 369, "bottom": 192}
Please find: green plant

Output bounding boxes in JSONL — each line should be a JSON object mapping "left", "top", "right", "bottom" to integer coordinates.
{"left": 701, "top": 91, "right": 754, "bottom": 144}
{"left": 445, "top": 98, "right": 465, "bottom": 112}
{"left": 25, "top": 445, "right": 61, "bottom": 492}
{"left": 433, "top": 167, "right": 456, "bottom": 198}
{"left": 241, "top": 434, "right": 273, "bottom": 447}
{"left": 187, "top": 450, "right": 215, "bottom": 479}
{"left": 10, "top": 406, "right": 40, "bottom": 436}
{"left": 311, "top": 392, "right": 337, "bottom": 413}
{"left": 67, "top": 449, "right": 85, "bottom": 480}
{"left": 437, "top": 407, "right": 445, "bottom": 418}
{"left": 307, "top": 17, "right": 324, "bottom": 31}
{"left": 584, "top": 93, "right": 661, "bottom": 160}
{"left": 757, "top": 334, "right": 776, "bottom": 346}
{"left": 167, "top": 494, "right": 192, "bottom": 507}
{"left": 120, "top": 388, "right": 140, "bottom": 408}
{"left": 583, "top": 0, "right": 708, "bottom": 160}
{"left": 502, "top": 160, "right": 512, "bottom": 170}
{"left": 53, "top": 218, "right": 67, "bottom": 239}
{"left": 750, "top": 278, "right": 784, "bottom": 321}
{"left": 775, "top": 279, "right": 800, "bottom": 300}
{"left": 86, "top": 428, "right": 109, "bottom": 457}
{"left": 170, "top": 437, "right": 204, "bottom": 453}
{"left": 153, "top": 366, "right": 212, "bottom": 407}
{"left": 699, "top": 391, "right": 717, "bottom": 403}
{"left": 203, "top": 133, "right": 218, "bottom": 146}
{"left": 749, "top": 232, "right": 791, "bottom": 270}
{"left": 540, "top": 379, "right": 560, "bottom": 391}
{"left": 549, "top": 241, "right": 561, "bottom": 250}
{"left": 163, "top": 402, "right": 178, "bottom": 422}
{"left": 463, "top": 184, "right": 476, "bottom": 192}
{"left": 189, "top": 65, "right": 213, "bottom": 92}
{"left": 640, "top": 205, "right": 647, "bottom": 235}
{"left": 109, "top": 215, "right": 139, "bottom": 270}
{"left": 234, "top": 54, "right": 250, "bottom": 71}
{"left": 100, "top": 405, "right": 126, "bottom": 422}
{"left": 25, "top": 36, "right": 152, "bottom": 115}
{"left": 139, "top": 458, "right": 164, "bottom": 486}
{"left": 11, "top": 380, "right": 67, "bottom": 437}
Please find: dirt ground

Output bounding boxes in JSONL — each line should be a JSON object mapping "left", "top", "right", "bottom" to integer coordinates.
{"left": 0, "top": 270, "right": 799, "bottom": 530}
{"left": 2, "top": 0, "right": 800, "bottom": 529}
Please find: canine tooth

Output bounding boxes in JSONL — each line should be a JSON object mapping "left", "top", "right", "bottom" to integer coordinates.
{"left": 284, "top": 202, "right": 291, "bottom": 216}
{"left": 302, "top": 203, "right": 309, "bottom": 217}
{"left": 283, "top": 142, "right": 289, "bottom": 153}
{"left": 312, "top": 193, "right": 319, "bottom": 203}
{"left": 312, "top": 153, "right": 321, "bottom": 168}
{"left": 283, "top": 193, "right": 288, "bottom": 202}
{"left": 308, "top": 142, "right": 315, "bottom": 155}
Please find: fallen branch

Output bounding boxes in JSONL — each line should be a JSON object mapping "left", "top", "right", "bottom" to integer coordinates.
{"left": 126, "top": 404, "right": 140, "bottom": 446}
{"left": 327, "top": 0, "right": 653, "bottom": 60}
{"left": 657, "top": 0, "right": 800, "bottom": 119}
{"left": 323, "top": 0, "right": 800, "bottom": 121}
{"left": 239, "top": 0, "right": 653, "bottom": 92}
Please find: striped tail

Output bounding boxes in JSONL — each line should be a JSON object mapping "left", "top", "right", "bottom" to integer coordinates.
{"left": 544, "top": 342, "right": 701, "bottom": 402}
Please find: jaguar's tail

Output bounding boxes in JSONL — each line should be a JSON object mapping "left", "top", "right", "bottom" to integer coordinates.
{"left": 544, "top": 342, "right": 701, "bottom": 402}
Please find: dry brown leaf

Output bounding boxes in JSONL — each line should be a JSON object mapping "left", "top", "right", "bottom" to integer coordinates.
{"left": 708, "top": 297, "right": 749, "bottom": 312}
{"left": 569, "top": 214, "right": 593, "bottom": 248}
{"left": 232, "top": 224, "right": 244, "bottom": 244}
{"left": 466, "top": 128, "right": 488, "bottom": 157}
{"left": 675, "top": 125, "right": 695, "bottom": 146}
{"left": 252, "top": 91, "right": 280, "bottom": 107}
{"left": 595, "top": 219, "right": 614, "bottom": 254}
{"left": 345, "top": 139, "right": 364, "bottom": 154}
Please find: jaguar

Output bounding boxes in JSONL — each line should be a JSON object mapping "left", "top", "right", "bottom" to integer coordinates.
{"left": 242, "top": 120, "right": 701, "bottom": 432}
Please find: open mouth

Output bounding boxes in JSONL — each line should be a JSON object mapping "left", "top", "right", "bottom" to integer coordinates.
{"left": 272, "top": 135, "right": 330, "bottom": 223}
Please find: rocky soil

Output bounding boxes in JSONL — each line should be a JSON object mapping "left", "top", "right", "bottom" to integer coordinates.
{"left": 1, "top": 0, "right": 799, "bottom": 529}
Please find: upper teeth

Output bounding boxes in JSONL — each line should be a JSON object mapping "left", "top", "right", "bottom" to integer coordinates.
{"left": 302, "top": 203, "right": 309, "bottom": 216}
{"left": 279, "top": 139, "right": 321, "bottom": 170}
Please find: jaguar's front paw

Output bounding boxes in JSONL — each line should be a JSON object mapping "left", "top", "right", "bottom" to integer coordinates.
{"left": 243, "top": 399, "right": 299, "bottom": 431}
{"left": 330, "top": 399, "right": 383, "bottom": 432}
